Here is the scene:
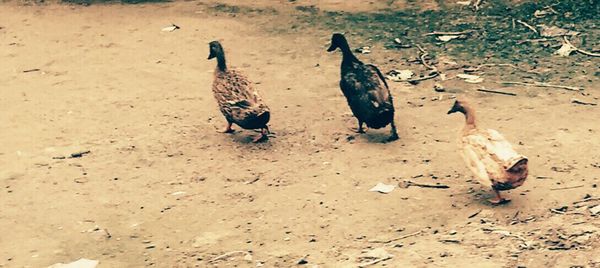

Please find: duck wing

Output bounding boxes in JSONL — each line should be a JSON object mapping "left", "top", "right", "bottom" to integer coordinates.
{"left": 340, "top": 63, "right": 394, "bottom": 127}
{"left": 461, "top": 129, "right": 527, "bottom": 186}
{"left": 212, "top": 69, "right": 269, "bottom": 126}
{"left": 366, "top": 64, "right": 389, "bottom": 89}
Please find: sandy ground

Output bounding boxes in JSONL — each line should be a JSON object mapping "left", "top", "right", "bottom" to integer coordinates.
{"left": 1, "top": 1, "right": 599, "bottom": 267}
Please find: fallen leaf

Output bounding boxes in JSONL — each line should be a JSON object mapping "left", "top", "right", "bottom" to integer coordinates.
{"left": 161, "top": 24, "right": 180, "bottom": 32}
{"left": 369, "top": 182, "right": 395, "bottom": 194}
{"left": 555, "top": 42, "right": 577, "bottom": 57}
{"left": 538, "top": 25, "right": 579, "bottom": 37}
{"left": 438, "top": 35, "right": 460, "bottom": 42}
{"left": 47, "top": 258, "right": 99, "bottom": 268}
{"left": 457, "top": 74, "right": 484, "bottom": 83}
{"left": 386, "top": 69, "right": 414, "bottom": 82}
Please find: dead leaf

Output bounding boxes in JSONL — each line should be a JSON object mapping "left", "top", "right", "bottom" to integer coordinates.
{"left": 161, "top": 24, "right": 180, "bottom": 32}
{"left": 457, "top": 74, "right": 483, "bottom": 83}
{"left": 538, "top": 25, "right": 579, "bottom": 37}
{"left": 386, "top": 69, "right": 414, "bottom": 82}
{"left": 369, "top": 182, "right": 395, "bottom": 194}
{"left": 555, "top": 42, "right": 577, "bottom": 57}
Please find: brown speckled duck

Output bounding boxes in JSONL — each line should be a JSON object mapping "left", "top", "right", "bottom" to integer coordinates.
{"left": 448, "top": 99, "right": 528, "bottom": 204}
{"left": 208, "top": 41, "right": 270, "bottom": 143}
{"left": 327, "top": 33, "right": 399, "bottom": 142}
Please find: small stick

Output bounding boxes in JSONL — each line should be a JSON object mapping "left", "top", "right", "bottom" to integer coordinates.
{"left": 572, "top": 197, "right": 600, "bottom": 205}
{"left": 23, "top": 68, "right": 40, "bottom": 73}
{"left": 477, "top": 88, "right": 517, "bottom": 96}
{"left": 387, "top": 230, "right": 422, "bottom": 243}
{"left": 563, "top": 37, "right": 600, "bottom": 57}
{"left": 415, "top": 44, "right": 437, "bottom": 71}
{"left": 473, "top": 0, "right": 483, "bottom": 11}
{"left": 550, "top": 185, "right": 584, "bottom": 191}
{"left": 571, "top": 98, "right": 597, "bottom": 106}
{"left": 516, "top": 20, "right": 539, "bottom": 34}
{"left": 358, "top": 256, "right": 392, "bottom": 268}
{"left": 501, "top": 81, "right": 582, "bottom": 91}
{"left": 424, "top": 30, "right": 475, "bottom": 36}
{"left": 517, "top": 38, "right": 550, "bottom": 44}
{"left": 369, "top": 230, "right": 422, "bottom": 243}
{"left": 468, "top": 209, "right": 482, "bottom": 218}
{"left": 209, "top": 251, "right": 248, "bottom": 263}
{"left": 407, "top": 72, "right": 439, "bottom": 84}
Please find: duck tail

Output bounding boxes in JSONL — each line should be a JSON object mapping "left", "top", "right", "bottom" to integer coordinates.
{"left": 366, "top": 108, "right": 394, "bottom": 129}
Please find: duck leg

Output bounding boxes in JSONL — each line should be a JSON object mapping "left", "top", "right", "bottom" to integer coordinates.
{"left": 222, "top": 121, "right": 235, "bottom": 133}
{"left": 252, "top": 128, "right": 269, "bottom": 143}
{"left": 489, "top": 190, "right": 511, "bottom": 205}
{"left": 387, "top": 120, "right": 399, "bottom": 142}
{"left": 350, "top": 121, "right": 367, "bottom": 133}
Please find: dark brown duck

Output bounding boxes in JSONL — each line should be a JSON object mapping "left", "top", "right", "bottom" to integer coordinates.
{"left": 327, "top": 33, "right": 399, "bottom": 141}
{"left": 208, "top": 41, "right": 271, "bottom": 142}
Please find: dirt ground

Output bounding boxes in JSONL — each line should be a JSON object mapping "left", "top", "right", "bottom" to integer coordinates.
{"left": 1, "top": 0, "right": 599, "bottom": 267}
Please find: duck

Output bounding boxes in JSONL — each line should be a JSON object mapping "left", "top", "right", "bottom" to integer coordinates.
{"left": 207, "top": 41, "right": 271, "bottom": 143}
{"left": 448, "top": 99, "right": 528, "bottom": 204}
{"left": 327, "top": 33, "right": 399, "bottom": 142}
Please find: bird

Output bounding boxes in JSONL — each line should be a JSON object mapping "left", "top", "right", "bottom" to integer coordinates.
{"left": 327, "top": 33, "right": 399, "bottom": 142}
{"left": 448, "top": 99, "right": 528, "bottom": 204}
{"left": 207, "top": 41, "right": 271, "bottom": 143}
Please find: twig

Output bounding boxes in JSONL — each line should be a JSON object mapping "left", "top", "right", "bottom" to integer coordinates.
{"left": 563, "top": 37, "right": 600, "bottom": 57}
{"left": 573, "top": 197, "right": 600, "bottom": 205}
{"left": 369, "top": 230, "right": 422, "bottom": 243}
{"left": 516, "top": 20, "right": 539, "bottom": 34}
{"left": 407, "top": 72, "right": 439, "bottom": 84}
{"left": 468, "top": 209, "right": 482, "bottom": 218}
{"left": 517, "top": 38, "right": 550, "bottom": 45}
{"left": 477, "top": 88, "right": 517, "bottom": 96}
{"left": 23, "top": 68, "right": 40, "bottom": 73}
{"left": 550, "top": 185, "right": 584, "bottom": 191}
{"left": 415, "top": 44, "right": 437, "bottom": 71}
{"left": 571, "top": 98, "right": 597, "bottom": 106}
{"left": 500, "top": 81, "right": 582, "bottom": 91}
{"left": 358, "top": 256, "right": 392, "bottom": 268}
{"left": 244, "top": 177, "right": 260, "bottom": 184}
{"left": 209, "top": 251, "right": 248, "bottom": 263}
{"left": 473, "top": 0, "right": 483, "bottom": 11}
{"left": 424, "top": 30, "right": 475, "bottom": 36}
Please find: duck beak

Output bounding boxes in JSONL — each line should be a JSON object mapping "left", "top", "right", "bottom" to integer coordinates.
{"left": 326, "top": 43, "right": 337, "bottom": 52}
{"left": 207, "top": 50, "right": 216, "bottom": 60}
{"left": 447, "top": 101, "right": 461, "bottom": 114}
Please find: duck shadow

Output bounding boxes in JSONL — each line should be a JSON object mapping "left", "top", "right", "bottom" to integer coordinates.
{"left": 228, "top": 130, "right": 274, "bottom": 145}
{"left": 362, "top": 131, "right": 397, "bottom": 144}
{"left": 471, "top": 189, "right": 514, "bottom": 207}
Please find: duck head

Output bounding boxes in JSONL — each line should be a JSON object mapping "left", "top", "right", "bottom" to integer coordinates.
{"left": 327, "top": 33, "right": 348, "bottom": 52}
{"left": 207, "top": 41, "right": 223, "bottom": 60}
{"left": 447, "top": 99, "right": 468, "bottom": 115}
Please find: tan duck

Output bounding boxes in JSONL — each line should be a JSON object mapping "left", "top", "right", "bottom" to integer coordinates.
{"left": 327, "top": 33, "right": 399, "bottom": 142}
{"left": 447, "top": 99, "right": 528, "bottom": 204}
{"left": 208, "top": 41, "right": 270, "bottom": 142}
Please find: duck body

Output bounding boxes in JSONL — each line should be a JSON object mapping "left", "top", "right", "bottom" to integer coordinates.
{"left": 208, "top": 41, "right": 270, "bottom": 142}
{"left": 212, "top": 68, "right": 270, "bottom": 130}
{"left": 460, "top": 127, "right": 528, "bottom": 191}
{"left": 328, "top": 33, "right": 398, "bottom": 141}
{"left": 340, "top": 61, "right": 395, "bottom": 129}
{"left": 448, "top": 99, "right": 528, "bottom": 204}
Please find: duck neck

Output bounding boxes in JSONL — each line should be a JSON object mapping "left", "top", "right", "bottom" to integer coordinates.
{"left": 215, "top": 52, "right": 227, "bottom": 71}
{"left": 462, "top": 106, "right": 477, "bottom": 129}
{"left": 339, "top": 41, "right": 359, "bottom": 65}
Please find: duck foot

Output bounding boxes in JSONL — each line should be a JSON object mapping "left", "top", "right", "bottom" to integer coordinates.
{"left": 252, "top": 129, "right": 269, "bottom": 143}
{"left": 222, "top": 122, "right": 235, "bottom": 133}
{"left": 387, "top": 121, "right": 399, "bottom": 142}
{"left": 488, "top": 191, "right": 511, "bottom": 205}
